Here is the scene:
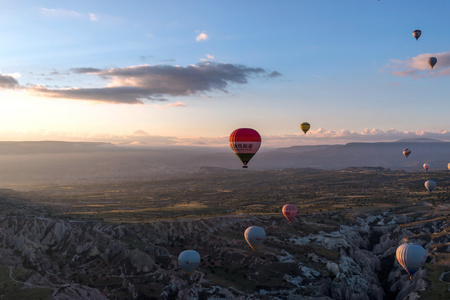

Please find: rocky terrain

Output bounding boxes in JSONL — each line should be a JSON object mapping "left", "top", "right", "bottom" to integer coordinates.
{"left": 0, "top": 168, "right": 448, "bottom": 299}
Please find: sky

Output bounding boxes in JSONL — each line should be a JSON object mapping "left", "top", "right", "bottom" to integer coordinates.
{"left": 1, "top": 0, "right": 450, "bottom": 148}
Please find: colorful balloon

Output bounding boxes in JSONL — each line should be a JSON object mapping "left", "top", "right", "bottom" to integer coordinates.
{"left": 424, "top": 180, "right": 436, "bottom": 192}
{"left": 448, "top": 163, "right": 450, "bottom": 171}
{"left": 423, "top": 163, "right": 430, "bottom": 171}
{"left": 412, "top": 29, "right": 421, "bottom": 40}
{"left": 244, "top": 226, "right": 266, "bottom": 251}
{"left": 282, "top": 204, "right": 298, "bottom": 223}
{"left": 178, "top": 250, "right": 200, "bottom": 274}
{"left": 428, "top": 57, "right": 437, "bottom": 69}
{"left": 403, "top": 149, "right": 411, "bottom": 158}
{"left": 396, "top": 243, "right": 427, "bottom": 278}
{"left": 229, "top": 128, "right": 261, "bottom": 168}
{"left": 300, "top": 122, "right": 311, "bottom": 134}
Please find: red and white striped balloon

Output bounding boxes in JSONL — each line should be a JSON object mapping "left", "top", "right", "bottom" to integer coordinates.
{"left": 282, "top": 204, "right": 298, "bottom": 222}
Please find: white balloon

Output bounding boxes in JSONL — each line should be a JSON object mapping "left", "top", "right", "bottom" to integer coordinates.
{"left": 424, "top": 180, "right": 436, "bottom": 192}
{"left": 396, "top": 244, "right": 427, "bottom": 278}
{"left": 178, "top": 250, "right": 200, "bottom": 274}
{"left": 244, "top": 226, "right": 266, "bottom": 251}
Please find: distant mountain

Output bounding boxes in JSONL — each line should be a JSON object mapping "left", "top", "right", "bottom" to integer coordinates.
{"left": 396, "top": 138, "right": 444, "bottom": 143}
{"left": 0, "top": 140, "right": 449, "bottom": 186}
{"left": 187, "top": 140, "right": 450, "bottom": 172}
{"left": 0, "top": 141, "right": 115, "bottom": 155}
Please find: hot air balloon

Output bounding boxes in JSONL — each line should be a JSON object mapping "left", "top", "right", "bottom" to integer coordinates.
{"left": 412, "top": 30, "right": 421, "bottom": 40}
{"left": 428, "top": 57, "right": 437, "bottom": 69}
{"left": 424, "top": 180, "right": 436, "bottom": 192}
{"left": 300, "top": 122, "right": 310, "bottom": 134}
{"left": 423, "top": 163, "right": 430, "bottom": 171}
{"left": 244, "top": 226, "right": 266, "bottom": 251}
{"left": 447, "top": 163, "right": 450, "bottom": 171}
{"left": 403, "top": 149, "right": 411, "bottom": 158}
{"left": 229, "top": 128, "right": 261, "bottom": 168}
{"left": 178, "top": 250, "right": 200, "bottom": 274}
{"left": 282, "top": 204, "right": 298, "bottom": 223}
{"left": 396, "top": 243, "right": 427, "bottom": 279}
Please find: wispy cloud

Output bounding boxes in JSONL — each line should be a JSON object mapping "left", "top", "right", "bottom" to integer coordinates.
{"left": 200, "top": 54, "right": 215, "bottom": 62}
{"left": 26, "top": 62, "right": 274, "bottom": 104}
{"left": 390, "top": 52, "right": 450, "bottom": 78}
{"left": 268, "top": 71, "right": 282, "bottom": 78}
{"left": 40, "top": 8, "right": 82, "bottom": 18}
{"left": 196, "top": 32, "right": 208, "bottom": 42}
{"left": 40, "top": 8, "right": 101, "bottom": 22}
{"left": 154, "top": 101, "right": 186, "bottom": 109}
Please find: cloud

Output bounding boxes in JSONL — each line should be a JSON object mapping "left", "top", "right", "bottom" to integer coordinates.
{"left": 200, "top": 54, "right": 215, "bottom": 62}
{"left": 0, "top": 74, "right": 20, "bottom": 89}
{"left": 28, "top": 85, "right": 148, "bottom": 104}
{"left": 71, "top": 67, "right": 103, "bottom": 74}
{"left": 268, "top": 71, "right": 282, "bottom": 78}
{"left": 196, "top": 32, "right": 208, "bottom": 42}
{"left": 261, "top": 128, "right": 450, "bottom": 147}
{"left": 390, "top": 52, "right": 450, "bottom": 78}
{"left": 154, "top": 101, "right": 186, "bottom": 109}
{"left": 40, "top": 8, "right": 102, "bottom": 22}
{"left": 40, "top": 8, "right": 82, "bottom": 18}
{"left": 89, "top": 13, "right": 98, "bottom": 21}
{"left": 27, "top": 62, "right": 273, "bottom": 104}
{"left": 133, "top": 130, "right": 150, "bottom": 136}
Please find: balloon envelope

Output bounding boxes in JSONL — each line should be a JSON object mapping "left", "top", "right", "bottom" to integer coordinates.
{"left": 423, "top": 163, "right": 430, "bottom": 171}
{"left": 412, "top": 29, "right": 421, "bottom": 40}
{"left": 424, "top": 180, "right": 436, "bottom": 192}
{"left": 300, "top": 122, "right": 311, "bottom": 134}
{"left": 396, "top": 244, "right": 427, "bottom": 278}
{"left": 403, "top": 149, "right": 411, "bottom": 158}
{"left": 229, "top": 128, "right": 261, "bottom": 168}
{"left": 178, "top": 250, "right": 200, "bottom": 274}
{"left": 428, "top": 57, "right": 437, "bottom": 69}
{"left": 282, "top": 204, "right": 298, "bottom": 222}
{"left": 448, "top": 163, "right": 450, "bottom": 171}
{"left": 244, "top": 226, "right": 266, "bottom": 251}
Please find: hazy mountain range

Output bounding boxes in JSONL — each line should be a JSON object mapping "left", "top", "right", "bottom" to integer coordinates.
{"left": 0, "top": 138, "right": 448, "bottom": 185}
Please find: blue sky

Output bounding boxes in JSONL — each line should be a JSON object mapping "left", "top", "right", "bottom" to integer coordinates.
{"left": 1, "top": 1, "right": 450, "bottom": 147}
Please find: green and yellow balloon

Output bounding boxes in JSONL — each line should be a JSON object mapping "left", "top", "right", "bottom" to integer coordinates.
{"left": 300, "top": 122, "right": 310, "bottom": 134}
